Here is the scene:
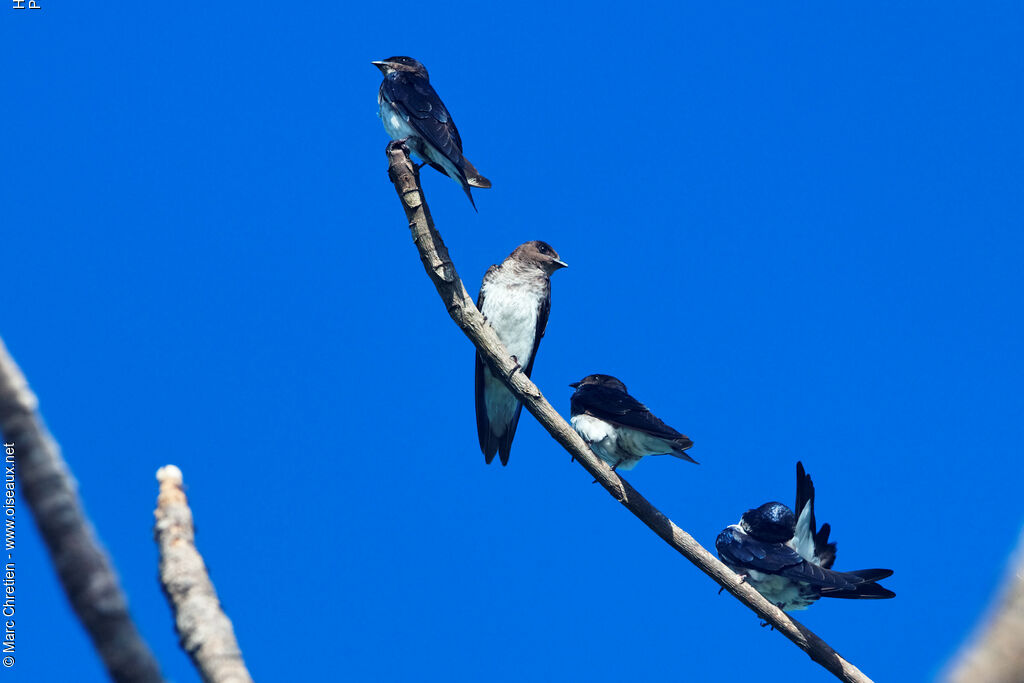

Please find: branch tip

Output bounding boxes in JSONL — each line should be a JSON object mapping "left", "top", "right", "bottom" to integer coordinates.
{"left": 157, "top": 464, "right": 183, "bottom": 486}
{"left": 154, "top": 465, "right": 254, "bottom": 683}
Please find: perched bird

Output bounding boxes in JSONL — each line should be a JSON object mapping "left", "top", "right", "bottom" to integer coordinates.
{"left": 716, "top": 462, "right": 895, "bottom": 611}
{"left": 568, "top": 374, "right": 696, "bottom": 471}
{"left": 475, "top": 241, "right": 567, "bottom": 465}
{"left": 372, "top": 56, "right": 491, "bottom": 210}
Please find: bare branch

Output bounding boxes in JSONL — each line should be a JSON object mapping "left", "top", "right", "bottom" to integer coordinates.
{"left": 385, "top": 141, "right": 875, "bottom": 683}
{"left": 154, "top": 465, "right": 253, "bottom": 683}
{"left": 0, "top": 336, "right": 163, "bottom": 682}
{"left": 944, "top": 529, "right": 1024, "bottom": 683}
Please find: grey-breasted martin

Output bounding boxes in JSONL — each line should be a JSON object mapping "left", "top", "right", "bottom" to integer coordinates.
{"left": 716, "top": 461, "right": 895, "bottom": 611}
{"left": 568, "top": 374, "right": 696, "bottom": 471}
{"left": 476, "top": 241, "right": 567, "bottom": 465}
{"left": 373, "top": 56, "right": 491, "bottom": 210}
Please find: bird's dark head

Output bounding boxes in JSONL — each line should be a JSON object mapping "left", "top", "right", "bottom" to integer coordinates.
{"left": 372, "top": 56, "right": 428, "bottom": 78}
{"left": 512, "top": 240, "right": 568, "bottom": 274}
{"left": 740, "top": 502, "right": 796, "bottom": 543}
{"left": 569, "top": 374, "right": 627, "bottom": 392}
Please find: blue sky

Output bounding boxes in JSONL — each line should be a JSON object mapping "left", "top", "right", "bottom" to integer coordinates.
{"left": 3, "top": 3, "right": 1023, "bottom": 681}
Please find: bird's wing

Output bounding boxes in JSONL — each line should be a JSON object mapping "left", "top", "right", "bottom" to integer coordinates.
{"left": 718, "top": 528, "right": 886, "bottom": 593}
{"left": 717, "top": 527, "right": 808, "bottom": 574}
{"left": 521, "top": 280, "right": 551, "bottom": 379}
{"left": 382, "top": 75, "right": 465, "bottom": 167}
{"left": 574, "top": 384, "right": 691, "bottom": 445}
{"left": 474, "top": 353, "right": 499, "bottom": 463}
{"left": 778, "top": 559, "right": 862, "bottom": 591}
{"left": 792, "top": 462, "right": 837, "bottom": 568}
{"left": 475, "top": 268, "right": 500, "bottom": 464}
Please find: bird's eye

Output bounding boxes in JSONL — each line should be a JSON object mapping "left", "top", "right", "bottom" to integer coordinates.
{"left": 537, "top": 244, "right": 549, "bottom": 254}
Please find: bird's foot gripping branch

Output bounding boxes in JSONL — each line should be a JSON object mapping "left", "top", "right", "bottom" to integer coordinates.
{"left": 383, "top": 141, "right": 877, "bottom": 683}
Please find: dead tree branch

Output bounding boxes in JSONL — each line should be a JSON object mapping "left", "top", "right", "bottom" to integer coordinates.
{"left": 384, "top": 140, "right": 875, "bottom": 683}
{"left": 154, "top": 465, "right": 253, "bottom": 683}
{"left": 944, "top": 529, "right": 1024, "bottom": 683}
{"left": 0, "top": 336, "right": 163, "bottom": 682}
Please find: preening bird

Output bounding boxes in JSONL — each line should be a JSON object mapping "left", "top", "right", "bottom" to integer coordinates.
{"left": 373, "top": 56, "right": 491, "bottom": 210}
{"left": 716, "top": 461, "right": 895, "bottom": 611}
{"left": 568, "top": 374, "right": 695, "bottom": 471}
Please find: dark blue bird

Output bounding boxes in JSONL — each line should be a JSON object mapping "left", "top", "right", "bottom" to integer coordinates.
{"left": 373, "top": 56, "right": 491, "bottom": 210}
{"left": 716, "top": 462, "right": 894, "bottom": 611}
{"left": 569, "top": 374, "right": 695, "bottom": 471}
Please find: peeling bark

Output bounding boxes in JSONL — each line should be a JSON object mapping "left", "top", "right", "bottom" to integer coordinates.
{"left": 154, "top": 465, "right": 253, "bottom": 683}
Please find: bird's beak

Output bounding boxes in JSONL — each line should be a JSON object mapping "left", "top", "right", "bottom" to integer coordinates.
{"left": 553, "top": 259, "right": 569, "bottom": 269}
{"left": 371, "top": 60, "right": 389, "bottom": 73}
{"left": 569, "top": 382, "right": 580, "bottom": 389}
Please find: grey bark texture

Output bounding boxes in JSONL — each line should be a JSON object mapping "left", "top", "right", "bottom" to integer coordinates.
{"left": 154, "top": 464, "right": 253, "bottom": 683}
{"left": 945, "top": 530, "right": 1024, "bottom": 683}
{"left": 385, "top": 140, "right": 876, "bottom": 683}
{"left": 0, "top": 336, "right": 163, "bottom": 682}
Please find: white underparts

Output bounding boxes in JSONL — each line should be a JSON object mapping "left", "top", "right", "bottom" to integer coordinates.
{"left": 379, "top": 98, "right": 463, "bottom": 186}
{"left": 570, "top": 414, "right": 679, "bottom": 470}
{"left": 479, "top": 269, "right": 545, "bottom": 436}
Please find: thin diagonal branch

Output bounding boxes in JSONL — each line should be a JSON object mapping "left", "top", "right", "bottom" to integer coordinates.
{"left": 944, "top": 529, "right": 1024, "bottom": 683}
{"left": 154, "top": 465, "right": 253, "bottom": 683}
{"left": 384, "top": 141, "right": 874, "bottom": 683}
{"left": 0, "top": 336, "right": 163, "bottom": 682}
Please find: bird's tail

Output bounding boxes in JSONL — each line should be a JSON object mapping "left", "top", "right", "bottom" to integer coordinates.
{"left": 670, "top": 450, "right": 699, "bottom": 464}
{"left": 463, "top": 158, "right": 491, "bottom": 189}
{"left": 461, "top": 183, "right": 478, "bottom": 212}
{"left": 826, "top": 583, "right": 896, "bottom": 600}
{"left": 669, "top": 437, "right": 698, "bottom": 464}
{"left": 822, "top": 568, "right": 895, "bottom": 600}
{"left": 794, "top": 462, "right": 837, "bottom": 568}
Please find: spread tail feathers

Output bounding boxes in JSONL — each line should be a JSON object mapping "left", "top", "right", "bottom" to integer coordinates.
{"left": 794, "top": 461, "right": 837, "bottom": 568}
